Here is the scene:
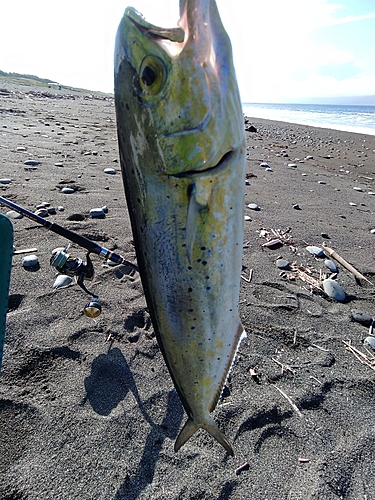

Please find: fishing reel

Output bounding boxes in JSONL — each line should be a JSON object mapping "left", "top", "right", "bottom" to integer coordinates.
{"left": 50, "top": 246, "right": 102, "bottom": 318}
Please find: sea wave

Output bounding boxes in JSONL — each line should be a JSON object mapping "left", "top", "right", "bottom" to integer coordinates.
{"left": 242, "top": 103, "right": 375, "bottom": 136}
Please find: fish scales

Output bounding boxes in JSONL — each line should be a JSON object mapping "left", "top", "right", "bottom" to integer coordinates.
{"left": 114, "top": 0, "right": 246, "bottom": 455}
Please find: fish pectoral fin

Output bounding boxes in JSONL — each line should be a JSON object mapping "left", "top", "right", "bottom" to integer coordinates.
{"left": 186, "top": 183, "right": 205, "bottom": 265}
{"left": 174, "top": 415, "right": 234, "bottom": 456}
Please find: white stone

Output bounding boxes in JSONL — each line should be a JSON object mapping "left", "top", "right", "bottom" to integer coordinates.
{"left": 22, "top": 255, "right": 39, "bottom": 268}
{"left": 104, "top": 168, "right": 116, "bottom": 174}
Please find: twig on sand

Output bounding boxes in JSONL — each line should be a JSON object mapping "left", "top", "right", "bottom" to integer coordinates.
{"left": 343, "top": 340, "right": 375, "bottom": 372}
{"left": 272, "top": 357, "right": 295, "bottom": 375}
{"left": 13, "top": 247, "right": 38, "bottom": 255}
{"left": 241, "top": 268, "right": 253, "bottom": 283}
{"left": 310, "top": 343, "right": 329, "bottom": 352}
{"left": 273, "top": 384, "right": 303, "bottom": 418}
{"left": 323, "top": 246, "right": 374, "bottom": 286}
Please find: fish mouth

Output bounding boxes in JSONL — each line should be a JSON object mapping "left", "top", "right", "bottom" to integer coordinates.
{"left": 170, "top": 149, "right": 235, "bottom": 178}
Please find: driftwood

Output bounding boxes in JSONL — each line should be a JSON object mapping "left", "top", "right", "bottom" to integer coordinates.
{"left": 323, "top": 246, "right": 373, "bottom": 286}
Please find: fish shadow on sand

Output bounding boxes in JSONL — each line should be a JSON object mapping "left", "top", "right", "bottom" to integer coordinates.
{"left": 114, "top": 389, "right": 183, "bottom": 500}
{"left": 84, "top": 347, "right": 133, "bottom": 416}
{"left": 83, "top": 347, "right": 183, "bottom": 499}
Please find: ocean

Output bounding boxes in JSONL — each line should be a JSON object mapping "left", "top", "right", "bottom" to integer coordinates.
{"left": 242, "top": 103, "right": 375, "bottom": 136}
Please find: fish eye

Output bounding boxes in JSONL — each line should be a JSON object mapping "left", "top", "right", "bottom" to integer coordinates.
{"left": 139, "top": 56, "right": 166, "bottom": 95}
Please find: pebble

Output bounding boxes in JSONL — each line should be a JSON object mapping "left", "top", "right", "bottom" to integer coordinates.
{"left": 48, "top": 207, "right": 56, "bottom": 215}
{"left": 61, "top": 187, "right": 75, "bottom": 194}
{"left": 322, "top": 279, "right": 346, "bottom": 302}
{"left": 90, "top": 207, "right": 105, "bottom": 218}
{"left": 53, "top": 275, "right": 73, "bottom": 289}
{"left": 318, "top": 181, "right": 326, "bottom": 185}
{"left": 102, "top": 205, "right": 109, "bottom": 214}
{"left": 353, "top": 186, "right": 363, "bottom": 192}
{"left": 24, "top": 160, "right": 39, "bottom": 166}
{"left": 371, "top": 229, "right": 375, "bottom": 234}
{"left": 288, "top": 163, "right": 297, "bottom": 168}
{"left": 16, "top": 146, "right": 27, "bottom": 151}
{"left": 55, "top": 162, "right": 64, "bottom": 167}
{"left": 104, "top": 168, "right": 116, "bottom": 174}
{"left": 245, "top": 180, "right": 251, "bottom": 186}
{"left": 324, "top": 259, "right": 338, "bottom": 273}
{"left": 22, "top": 255, "right": 39, "bottom": 268}
{"left": 351, "top": 309, "right": 373, "bottom": 327}
{"left": 265, "top": 167, "right": 273, "bottom": 172}
{"left": 6, "top": 210, "right": 23, "bottom": 219}
{"left": 260, "top": 162, "right": 269, "bottom": 168}
{"left": 368, "top": 192, "right": 375, "bottom": 196}
{"left": 321, "top": 233, "right": 330, "bottom": 239}
{"left": 276, "top": 259, "right": 290, "bottom": 270}
{"left": 349, "top": 202, "right": 357, "bottom": 206}
{"left": 57, "top": 206, "right": 65, "bottom": 212}
{"left": 248, "top": 203, "right": 260, "bottom": 211}
{"left": 106, "top": 259, "right": 118, "bottom": 267}
{"left": 305, "top": 155, "right": 313, "bottom": 160}
{"left": 34, "top": 208, "right": 49, "bottom": 217}
{"left": 0, "top": 178, "right": 12, "bottom": 184}
{"left": 306, "top": 245, "right": 324, "bottom": 257}
{"left": 244, "top": 215, "right": 252, "bottom": 221}
{"left": 364, "top": 337, "right": 375, "bottom": 350}
{"left": 292, "top": 204, "right": 301, "bottom": 210}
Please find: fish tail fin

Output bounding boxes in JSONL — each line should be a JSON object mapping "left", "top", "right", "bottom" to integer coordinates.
{"left": 174, "top": 416, "right": 234, "bottom": 456}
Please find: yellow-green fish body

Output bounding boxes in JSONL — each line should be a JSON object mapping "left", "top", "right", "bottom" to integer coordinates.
{"left": 114, "top": 0, "right": 245, "bottom": 455}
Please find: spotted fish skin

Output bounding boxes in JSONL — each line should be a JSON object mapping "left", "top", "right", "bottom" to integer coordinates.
{"left": 114, "top": 0, "right": 245, "bottom": 455}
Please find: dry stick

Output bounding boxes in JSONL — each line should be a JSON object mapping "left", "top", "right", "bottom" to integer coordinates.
{"left": 241, "top": 269, "right": 253, "bottom": 283}
{"left": 273, "top": 385, "right": 303, "bottom": 417}
{"left": 343, "top": 340, "right": 375, "bottom": 372}
{"left": 323, "top": 246, "right": 374, "bottom": 286}
{"left": 13, "top": 248, "right": 38, "bottom": 255}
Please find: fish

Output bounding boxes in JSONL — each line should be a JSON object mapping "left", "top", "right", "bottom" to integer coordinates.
{"left": 114, "top": 0, "right": 246, "bottom": 455}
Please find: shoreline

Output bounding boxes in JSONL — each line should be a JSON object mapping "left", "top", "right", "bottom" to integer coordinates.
{"left": 242, "top": 103, "right": 375, "bottom": 137}
{"left": 244, "top": 113, "right": 375, "bottom": 137}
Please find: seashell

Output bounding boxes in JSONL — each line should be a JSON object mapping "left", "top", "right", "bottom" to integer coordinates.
{"left": 53, "top": 275, "right": 73, "bottom": 289}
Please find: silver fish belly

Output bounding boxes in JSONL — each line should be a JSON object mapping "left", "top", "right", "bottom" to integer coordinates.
{"left": 114, "top": 0, "right": 246, "bottom": 455}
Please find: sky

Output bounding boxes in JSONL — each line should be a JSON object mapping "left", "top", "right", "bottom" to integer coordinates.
{"left": 1, "top": 0, "right": 375, "bottom": 103}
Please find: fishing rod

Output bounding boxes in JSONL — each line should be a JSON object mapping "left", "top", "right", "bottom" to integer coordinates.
{"left": 0, "top": 195, "right": 138, "bottom": 270}
{"left": 0, "top": 195, "right": 138, "bottom": 317}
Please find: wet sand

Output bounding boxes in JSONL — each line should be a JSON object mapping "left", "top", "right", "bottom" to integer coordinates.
{"left": 1, "top": 81, "right": 375, "bottom": 499}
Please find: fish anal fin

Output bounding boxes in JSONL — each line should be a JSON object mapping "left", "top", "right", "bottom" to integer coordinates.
{"left": 174, "top": 415, "right": 234, "bottom": 456}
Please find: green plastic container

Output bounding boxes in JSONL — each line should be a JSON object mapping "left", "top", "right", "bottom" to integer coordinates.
{"left": 0, "top": 214, "right": 13, "bottom": 372}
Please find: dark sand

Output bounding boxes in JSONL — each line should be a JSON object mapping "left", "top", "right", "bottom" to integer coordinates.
{"left": 1, "top": 81, "right": 375, "bottom": 500}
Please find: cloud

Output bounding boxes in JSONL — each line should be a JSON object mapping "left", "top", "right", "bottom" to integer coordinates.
{"left": 319, "top": 12, "right": 375, "bottom": 27}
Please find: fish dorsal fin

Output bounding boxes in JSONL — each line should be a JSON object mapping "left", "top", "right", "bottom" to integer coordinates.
{"left": 209, "top": 323, "right": 246, "bottom": 412}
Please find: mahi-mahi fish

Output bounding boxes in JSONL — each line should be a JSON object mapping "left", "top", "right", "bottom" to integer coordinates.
{"left": 114, "top": 0, "right": 246, "bottom": 455}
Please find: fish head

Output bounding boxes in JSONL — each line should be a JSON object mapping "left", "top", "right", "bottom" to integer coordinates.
{"left": 114, "top": 0, "right": 245, "bottom": 177}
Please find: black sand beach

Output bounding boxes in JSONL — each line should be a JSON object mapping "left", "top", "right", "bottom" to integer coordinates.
{"left": 1, "top": 81, "right": 375, "bottom": 499}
